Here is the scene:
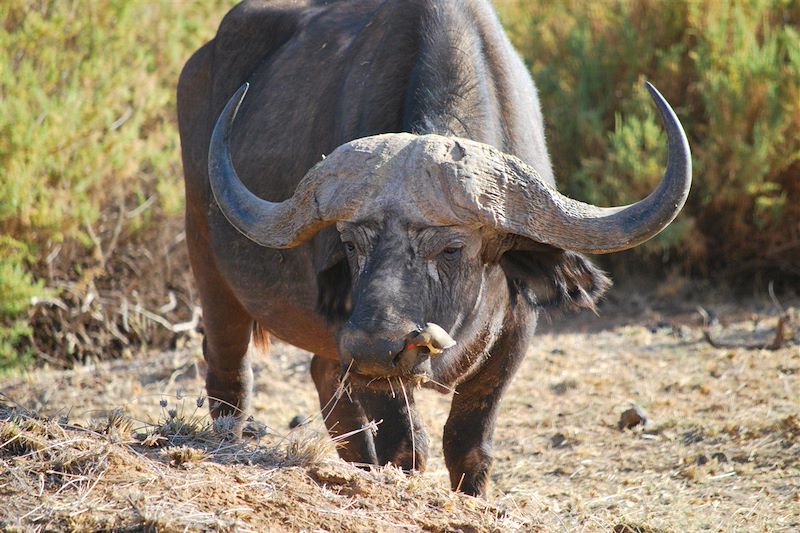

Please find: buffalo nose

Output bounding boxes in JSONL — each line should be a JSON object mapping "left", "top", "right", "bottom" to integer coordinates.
{"left": 339, "top": 327, "right": 419, "bottom": 377}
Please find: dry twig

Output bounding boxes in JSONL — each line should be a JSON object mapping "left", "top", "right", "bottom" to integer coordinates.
{"left": 698, "top": 282, "right": 796, "bottom": 351}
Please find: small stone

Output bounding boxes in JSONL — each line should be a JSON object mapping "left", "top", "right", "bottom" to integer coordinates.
{"left": 550, "top": 379, "right": 578, "bottom": 396}
{"left": 711, "top": 452, "right": 728, "bottom": 463}
{"left": 551, "top": 433, "right": 567, "bottom": 448}
{"left": 696, "top": 454, "right": 709, "bottom": 465}
{"left": 242, "top": 416, "right": 268, "bottom": 439}
{"left": 618, "top": 405, "right": 648, "bottom": 430}
{"left": 289, "top": 415, "right": 309, "bottom": 429}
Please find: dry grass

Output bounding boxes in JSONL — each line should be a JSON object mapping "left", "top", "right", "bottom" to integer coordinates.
{"left": 1, "top": 291, "right": 799, "bottom": 531}
{"left": 0, "top": 399, "right": 527, "bottom": 532}
{"left": 0, "top": 340, "right": 528, "bottom": 531}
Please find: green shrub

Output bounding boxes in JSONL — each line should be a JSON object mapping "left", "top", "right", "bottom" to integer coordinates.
{"left": 0, "top": 0, "right": 234, "bottom": 368}
{"left": 0, "top": 237, "right": 43, "bottom": 370}
{"left": 497, "top": 0, "right": 800, "bottom": 279}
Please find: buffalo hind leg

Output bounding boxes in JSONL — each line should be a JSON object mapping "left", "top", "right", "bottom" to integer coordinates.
{"left": 200, "top": 302, "right": 254, "bottom": 433}
{"left": 189, "top": 236, "right": 255, "bottom": 433}
{"left": 360, "top": 388, "right": 428, "bottom": 471}
{"left": 310, "top": 356, "right": 378, "bottom": 464}
{"left": 443, "top": 313, "right": 533, "bottom": 496}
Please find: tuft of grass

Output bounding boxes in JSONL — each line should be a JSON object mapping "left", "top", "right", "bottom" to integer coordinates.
{"left": 282, "top": 428, "right": 337, "bottom": 467}
{"left": 163, "top": 445, "right": 207, "bottom": 467}
{"left": 137, "top": 397, "right": 215, "bottom": 448}
{"left": 0, "top": 406, "right": 111, "bottom": 489}
{"left": 0, "top": 418, "right": 47, "bottom": 455}
{"left": 91, "top": 407, "right": 134, "bottom": 443}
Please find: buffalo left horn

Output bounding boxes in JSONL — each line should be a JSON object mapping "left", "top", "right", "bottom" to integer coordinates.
{"left": 208, "top": 83, "right": 325, "bottom": 248}
{"left": 439, "top": 83, "right": 691, "bottom": 254}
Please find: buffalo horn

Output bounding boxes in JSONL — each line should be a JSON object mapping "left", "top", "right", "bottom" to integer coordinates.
{"left": 208, "top": 83, "right": 346, "bottom": 248}
{"left": 209, "top": 83, "right": 691, "bottom": 255}
{"left": 481, "top": 82, "right": 691, "bottom": 254}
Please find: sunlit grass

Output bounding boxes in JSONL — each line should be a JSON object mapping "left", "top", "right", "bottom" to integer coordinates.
{"left": 0, "top": 0, "right": 235, "bottom": 366}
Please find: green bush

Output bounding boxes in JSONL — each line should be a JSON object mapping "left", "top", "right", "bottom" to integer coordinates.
{"left": 0, "top": 0, "right": 234, "bottom": 368}
{"left": 497, "top": 0, "right": 800, "bottom": 278}
{"left": 0, "top": 237, "right": 43, "bottom": 370}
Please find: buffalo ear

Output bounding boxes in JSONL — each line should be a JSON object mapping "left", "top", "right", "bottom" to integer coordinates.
{"left": 314, "top": 228, "right": 352, "bottom": 324}
{"left": 500, "top": 241, "right": 611, "bottom": 313}
{"left": 316, "top": 256, "right": 352, "bottom": 323}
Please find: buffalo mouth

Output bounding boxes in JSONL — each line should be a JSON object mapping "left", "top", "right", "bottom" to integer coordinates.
{"left": 341, "top": 358, "right": 454, "bottom": 395}
{"left": 342, "top": 347, "right": 434, "bottom": 391}
{"left": 344, "top": 371, "right": 432, "bottom": 392}
{"left": 337, "top": 322, "right": 456, "bottom": 385}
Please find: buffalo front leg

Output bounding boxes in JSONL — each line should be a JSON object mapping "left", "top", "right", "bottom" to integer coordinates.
{"left": 359, "top": 387, "right": 428, "bottom": 471}
{"left": 443, "top": 314, "right": 533, "bottom": 496}
{"left": 310, "top": 356, "right": 378, "bottom": 464}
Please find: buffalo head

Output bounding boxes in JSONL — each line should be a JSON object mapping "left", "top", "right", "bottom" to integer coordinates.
{"left": 207, "top": 82, "right": 691, "bottom": 381}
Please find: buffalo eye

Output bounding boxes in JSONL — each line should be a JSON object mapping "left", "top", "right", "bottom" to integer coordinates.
{"left": 440, "top": 244, "right": 463, "bottom": 258}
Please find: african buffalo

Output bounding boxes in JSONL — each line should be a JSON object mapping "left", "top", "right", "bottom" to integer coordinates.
{"left": 177, "top": 0, "right": 690, "bottom": 496}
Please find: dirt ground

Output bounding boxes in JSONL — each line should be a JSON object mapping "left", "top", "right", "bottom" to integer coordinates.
{"left": 2, "top": 290, "right": 798, "bottom": 532}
